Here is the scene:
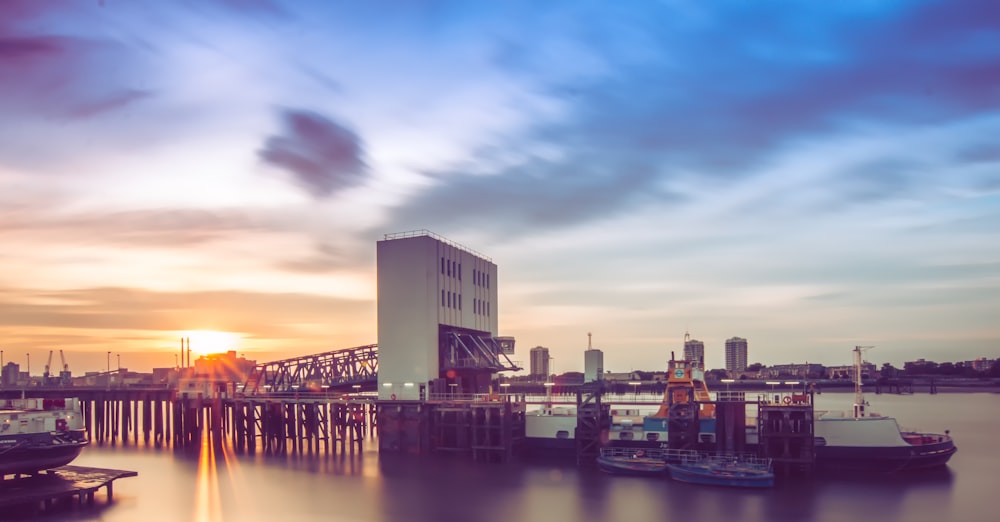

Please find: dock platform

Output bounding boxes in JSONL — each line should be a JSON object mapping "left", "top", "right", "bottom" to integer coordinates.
{"left": 0, "top": 466, "right": 137, "bottom": 516}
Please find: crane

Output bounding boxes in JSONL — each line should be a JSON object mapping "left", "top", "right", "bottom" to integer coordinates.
{"left": 43, "top": 350, "right": 53, "bottom": 383}
{"left": 59, "top": 349, "right": 72, "bottom": 386}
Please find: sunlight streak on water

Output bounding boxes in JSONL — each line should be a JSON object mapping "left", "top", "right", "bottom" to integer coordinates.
{"left": 194, "top": 435, "right": 223, "bottom": 522}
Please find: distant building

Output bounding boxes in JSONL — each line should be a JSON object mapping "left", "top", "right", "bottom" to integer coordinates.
{"left": 603, "top": 371, "right": 642, "bottom": 382}
{"left": 968, "top": 358, "right": 993, "bottom": 372}
{"left": 764, "top": 363, "right": 826, "bottom": 379}
{"left": 725, "top": 337, "right": 748, "bottom": 373}
{"left": 1, "top": 362, "right": 19, "bottom": 386}
{"left": 827, "top": 362, "right": 876, "bottom": 380}
{"left": 192, "top": 351, "right": 256, "bottom": 383}
{"left": 683, "top": 333, "right": 705, "bottom": 369}
{"left": 530, "top": 346, "right": 550, "bottom": 381}
{"left": 584, "top": 349, "right": 604, "bottom": 383}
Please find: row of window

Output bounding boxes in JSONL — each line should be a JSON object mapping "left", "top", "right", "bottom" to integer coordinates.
{"left": 440, "top": 290, "right": 492, "bottom": 316}
{"left": 442, "top": 290, "right": 462, "bottom": 310}
{"left": 441, "top": 257, "right": 492, "bottom": 289}
{"left": 441, "top": 257, "right": 462, "bottom": 280}
{"left": 474, "top": 298, "right": 490, "bottom": 316}
{"left": 473, "top": 268, "right": 490, "bottom": 288}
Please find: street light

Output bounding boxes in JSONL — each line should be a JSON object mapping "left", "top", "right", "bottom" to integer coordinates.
{"left": 721, "top": 378, "right": 735, "bottom": 394}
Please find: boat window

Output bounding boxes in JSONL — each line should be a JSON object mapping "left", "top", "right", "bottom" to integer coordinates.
{"left": 814, "top": 437, "right": 826, "bottom": 446}
{"left": 619, "top": 431, "right": 634, "bottom": 440}
{"left": 555, "top": 430, "right": 570, "bottom": 439}
{"left": 646, "top": 433, "right": 660, "bottom": 442}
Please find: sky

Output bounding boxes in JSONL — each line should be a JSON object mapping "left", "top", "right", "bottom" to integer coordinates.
{"left": 1, "top": 0, "right": 998, "bottom": 375}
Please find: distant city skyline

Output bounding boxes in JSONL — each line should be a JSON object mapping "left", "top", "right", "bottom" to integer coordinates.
{"left": 1, "top": 1, "right": 998, "bottom": 373}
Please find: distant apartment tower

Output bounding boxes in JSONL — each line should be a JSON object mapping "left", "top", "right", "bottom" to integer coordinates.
{"left": 725, "top": 337, "right": 748, "bottom": 373}
{"left": 377, "top": 230, "right": 518, "bottom": 400}
{"left": 683, "top": 333, "right": 705, "bottom": 369}
{"left": 530, "top": 346, "right": 550, "bottom": 381}
{"left": 584, "top": 333, "right": 604, "bottom": 383}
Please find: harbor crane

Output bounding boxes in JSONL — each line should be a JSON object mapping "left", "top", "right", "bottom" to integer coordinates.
{"left": 43, "top": 350, "right": 54, "bottom": 384}
{"left": 59, "top": 349, "right": 72, "bottom": 386}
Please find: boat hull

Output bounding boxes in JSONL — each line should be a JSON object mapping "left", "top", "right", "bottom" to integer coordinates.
{"left": 0, "top": 430, "right": 89, "bottom": 476}
{"left": 815, "top": 440, "right": 957, "bottom": 473}
{"left": 667, "top": 463, "right": 774, "bottom": 488}
{"left": 596, "top": 456, "right": 667, "bottom": 476}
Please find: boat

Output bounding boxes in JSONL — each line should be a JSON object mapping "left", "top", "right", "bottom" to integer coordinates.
{"left": 596, "top": 446, "right": 700, "bottom": 476}
{"left": 523, "top": 405, "right": 578, "bottom": 456}
{"left": 667, "top": 453, "right": 774, "bottom": 488}
{"left": 1, "top": 398, "right": 89, "bottom": 477}
{"left": 812, "top": 346, "right": 957, "bottom": 473}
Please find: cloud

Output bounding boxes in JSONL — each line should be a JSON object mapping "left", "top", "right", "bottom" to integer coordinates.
{"left": 259, "top": 110, "right": 368, "bottom": 198}
{"left": 0, "top": 2, "right": 153, "bottom": 121}
{"left": 0, "top": 286, "right": 376, "bottom": 362}
{"left": 375, "top": 0, "right": 1000, "bottom": 238}
{"left": 0, "top": 206, "right": 270, "bottom": 247}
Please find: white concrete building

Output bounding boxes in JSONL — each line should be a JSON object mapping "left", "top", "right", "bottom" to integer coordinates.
{"left": 377, "top": 230, "right": 516, "bottom": 400}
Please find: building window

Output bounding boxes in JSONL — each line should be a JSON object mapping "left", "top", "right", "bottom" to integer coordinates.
{"left": 458, "top": 263, "right": 462, "bottom": 280}
{"left": 447, "top": 260, "right": 451, "bottom": 277}
{"left": 441, "top": 257, "right": 445, "bottom": 275}
{"left": 458, "top": 294, "right": 462, "bottom": 310}
{"left": 448, "top": 291, "right": 452, "bottom": 308}
{"left": 441, "top": 290, "right": 445, "bottom": 307}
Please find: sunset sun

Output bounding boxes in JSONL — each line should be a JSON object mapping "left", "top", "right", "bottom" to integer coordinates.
{"left": 182, "top": 330, "right": 241, "bottom": 356}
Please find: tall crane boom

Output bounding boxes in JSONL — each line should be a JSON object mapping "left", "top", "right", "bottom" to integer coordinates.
{"left": 44, "top": 350, "right": 53, "bottom": 379}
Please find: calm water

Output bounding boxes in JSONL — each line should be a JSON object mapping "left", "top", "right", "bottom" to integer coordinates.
{"left": 14, "top": 393, "right": 999, "bottom": 522}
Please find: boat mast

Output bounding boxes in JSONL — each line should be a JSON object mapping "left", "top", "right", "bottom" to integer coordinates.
{"left": 853, "top": 345, "right": 873, "bottom": 418}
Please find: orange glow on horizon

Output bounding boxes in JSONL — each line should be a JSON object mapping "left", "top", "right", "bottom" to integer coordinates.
{"left": 181, "top": 330, "right": 242, "bottom": 356}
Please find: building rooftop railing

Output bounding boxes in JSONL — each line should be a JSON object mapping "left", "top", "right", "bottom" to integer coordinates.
{"left": 382, "top": 229, "right": 492, "bottom": 262}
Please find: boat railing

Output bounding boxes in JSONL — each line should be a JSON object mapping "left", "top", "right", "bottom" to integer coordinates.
{"left": 600, "top": 446, "right": 698, "bottom": 462}
{"left": 679, "top": 452, "right": 772, "bottom": 470}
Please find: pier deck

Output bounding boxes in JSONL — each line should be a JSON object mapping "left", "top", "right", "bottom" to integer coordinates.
{"left": 0, "top": 466, "right": 137, "bottom": 515}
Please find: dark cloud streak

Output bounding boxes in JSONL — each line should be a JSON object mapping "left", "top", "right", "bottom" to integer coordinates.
{"left": 259, "top": 110, "right": 368, "bottom": 198}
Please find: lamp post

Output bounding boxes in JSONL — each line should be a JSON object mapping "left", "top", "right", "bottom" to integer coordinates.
{"left": 107, "top": 351, "right": 111, "bottom": 389}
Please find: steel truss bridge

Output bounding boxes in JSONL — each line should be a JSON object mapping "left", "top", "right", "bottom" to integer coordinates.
{"left": 242, "top": 344, "right": 378, "bottom": 396}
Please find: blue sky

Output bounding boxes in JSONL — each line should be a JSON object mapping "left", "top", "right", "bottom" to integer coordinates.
{"left": 1, "top": 0, "right": 997, "bottom": 373}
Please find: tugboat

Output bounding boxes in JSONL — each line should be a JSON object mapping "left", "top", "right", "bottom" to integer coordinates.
{"left": 813, "top": 346, "right": 958, "bottom": 473}
{"left": 1, "top": 398, "right": 89, "bottom": 477}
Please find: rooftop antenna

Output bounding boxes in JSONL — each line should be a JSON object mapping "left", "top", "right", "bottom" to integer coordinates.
{"left": 587, "top": 332, "right": 593, "bottom": 350}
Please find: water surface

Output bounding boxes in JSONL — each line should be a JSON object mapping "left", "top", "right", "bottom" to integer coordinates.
{"left": 15, "top": 392, "right": 997, "bottom": 522}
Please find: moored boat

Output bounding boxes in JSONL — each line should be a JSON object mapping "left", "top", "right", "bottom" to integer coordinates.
{"left": 597, "top": 447, "right": 668, "bottom": 476}
{"left": 1, "top": 398, "right": 89, "bottom": 477}
{"left": 812, "top": 347, "right": 957, "bottom": 472}
{"left": 667, "top": 453, "right": 774, "bottom": 488}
